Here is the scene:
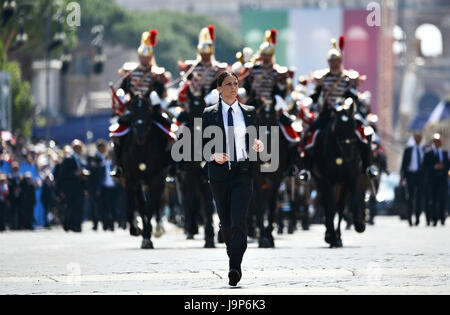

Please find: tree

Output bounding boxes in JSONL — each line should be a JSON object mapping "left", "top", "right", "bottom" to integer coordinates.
{"left": 0, "top": 42, "right": 33, "bottom": 138}
{"left": 77, "top": 0, "right": 246, "bottom": 74}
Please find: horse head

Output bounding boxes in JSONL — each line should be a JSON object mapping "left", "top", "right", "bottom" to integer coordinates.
{"left": 257, "top": 101, "right": 278, "bottom": 127}
{"left": 128, "top": 91, "right": 154, "bottom": 146}
{"left": 332, "top": 97, "right": 358, "bottom": 163}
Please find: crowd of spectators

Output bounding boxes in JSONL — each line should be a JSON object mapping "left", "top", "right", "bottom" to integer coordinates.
{"left": 0, "top": 131, "right": 127, "bottom": 232}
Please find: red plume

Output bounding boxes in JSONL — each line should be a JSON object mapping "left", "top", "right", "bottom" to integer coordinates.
{"left": 149, "top": 29, "right": 158, "bottom": 47}
{"left": 270, "top": 29, "right": 278, "bottom": 45}
{"left": 339, "top": 35, "right": 345, "bottom": 51}
{"left": 207, "top": 25, "right": 215, "bottom": 42}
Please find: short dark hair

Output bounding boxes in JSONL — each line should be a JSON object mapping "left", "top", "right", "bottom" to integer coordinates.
{"left": 217, "top": 71, "right": 239, "bottom": 87}
{"left": 96, "top": 139, "right": 107, "bottom": 148}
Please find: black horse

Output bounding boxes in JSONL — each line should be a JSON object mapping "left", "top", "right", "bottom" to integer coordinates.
{"left": 308, "top": 98, "right": 366, "bottom": 248}
{"left": 251, "top": 103, "right": 296, "bottom": 248}
{"left": 176, "top": 86, "right": 216, "bottom": 247}
{"left": 121, "top": 92, "right": 172, "bottom": 249}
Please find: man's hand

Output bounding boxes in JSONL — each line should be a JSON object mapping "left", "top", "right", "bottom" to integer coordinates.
{"left": 435, "top": 163, "right": 444, "bottom": 171}
{"left": 211, "top": 153, "right": 229, "bottom": 164}
{"left": 252, "top": 139, "right": 264, "bottom": 153}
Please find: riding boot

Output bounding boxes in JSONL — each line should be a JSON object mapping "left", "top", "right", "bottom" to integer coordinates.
{"left": 111, "top": 139, "right": 124, "bottom": 178}
{"left": 358, "top": 140, "right": 378, "bottom": 178}
{"left": 298, "top": 153, "right": 312, "bottom": 183}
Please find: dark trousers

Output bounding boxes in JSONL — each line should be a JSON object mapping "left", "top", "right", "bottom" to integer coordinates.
{"left": 428, "top": 178, "right": 447, "bottom": 225}
{"left": 9, "top": 203, "right": 19, "bottom": 230}
{"left": 101, "top": 186, "right": 116, "bottom": 231}
{"left": 183, "top": 170, "right": 215, "bottom": 241}
{"left": 0, "top": 203, "right": 6, "bottom": 231}
{"left": 89, "top": 192, "right": 101, "bottom": 230}
{"left": 65, "top": 192, "right": 84, "bottom": 232}
{"left": 210, "top": 173, "right": 253, "bottom": 270}
{"left": 405, "top": 172, "right": 424, "bottom": 224}
{"left": 42, "top": 203, "right": 50, "bottom": 227}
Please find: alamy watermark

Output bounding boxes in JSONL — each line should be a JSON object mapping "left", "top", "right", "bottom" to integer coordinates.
{"left": 171, "top": 119, "right": 280, "bottom": 173}
{"left": 367, "top": 2, "right": 381, "bottom": 27}
{"left": 66, "top": 262, "right": 82, "bottom": 286}
{"left": 66, "top": 2, "right": 81, "bottom": 27}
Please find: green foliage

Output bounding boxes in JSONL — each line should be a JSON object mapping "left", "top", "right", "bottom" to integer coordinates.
{"left": 0, "top": 42, "right": 33, "bottom": 138}
{"left": 77, "top": 0, "right": 246, "bottom": 74}
{"left": 0, "top": 0, "right": 77, "bottom": 58}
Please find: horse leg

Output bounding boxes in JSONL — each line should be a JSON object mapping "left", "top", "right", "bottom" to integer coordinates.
{"left": 266, "top": 185, "right": 279, "bottom": 248}
{"left": 137, "top": 185, "right": 153, "bottom": 249}
{"left": 335, "top": 190, "right": 347, "bottom": 248}
{"left": 320, "top": 183, "right": 337, "bottom": 247}
{"left": 150, "top": 177, "right": 166, "bottom": 239}
{"left": 254, "top": 183, "right": 271, "bottom": 248}
{"left": 124, "top": 184, "right": 141, "bottom": 237}
{"left": 351, "top": 178, "right": 366, "bottom": 233}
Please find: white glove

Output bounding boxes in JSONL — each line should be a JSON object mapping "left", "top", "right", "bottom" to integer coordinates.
{"left": 274, "top": 95, "right": 288, "bottom": 111}
{"left": 204, "top": 89, "right": 220, "bottom": 106}
{"left": 150, "top": 91, "right": 161, "bottom": 106}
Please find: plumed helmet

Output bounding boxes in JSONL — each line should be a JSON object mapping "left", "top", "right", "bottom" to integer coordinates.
{"left": 328, "top": 36, "right": 345, "bottom": 60}
{"left": 259, "top": 29, "right": 277, "bottom": 56}
{"left": 138, "top": 29, "right": 158, "bottom": 57}
{"left": 197, "top": 25, "right": 215, "bottom": 54}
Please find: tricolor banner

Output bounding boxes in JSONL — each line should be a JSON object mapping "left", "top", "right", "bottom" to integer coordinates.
{"left": 241, "top": 9, "right": 379, "bottom": 113}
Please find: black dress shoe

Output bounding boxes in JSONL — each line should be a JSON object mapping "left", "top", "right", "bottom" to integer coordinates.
{"left": 228, "top": 269, "right": 241, "bottom": 287}
{"left": 204, "top": 240, "right": 215, "bottom": 248}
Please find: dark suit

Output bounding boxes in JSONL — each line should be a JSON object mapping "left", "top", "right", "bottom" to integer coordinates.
{"left": 423, "top": 148, "right": 449, "bottom": 225}
{"left": 19, "top": 178, "right": 36, "bottom": 230}
{"left": 58, "top": 155, "right": 87, "bottom": 232}
{"left": 87, "top": 153, "right": 105, "bottom": 230}
{"left": 202, "top": 101, "right": 258, "bottom": 271}
{"left": 400, "top": 145, "right": 425, "bottom": 225}
{"left": 7, "top": 174, "right": 21, "bottom": 230}
{"left": 40, "top": 179, "right": 55, "bottom": 228}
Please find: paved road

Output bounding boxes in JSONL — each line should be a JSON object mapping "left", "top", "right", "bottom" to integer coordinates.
{"left": 0, "top": 216, "right": 449, "bottom": 295}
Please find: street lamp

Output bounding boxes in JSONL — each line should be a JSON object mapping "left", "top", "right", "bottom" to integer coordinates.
{"left": 85, "top": 25, "right": 106, "bottom": 143}
{"left": 44, "top": 2, "right": 67, "bottom": 144}
{"left": 10, "top": 22, "right": 28, "bottom": 50}
{"left": 1, "top": 0, "right": 16, "bottom": 27}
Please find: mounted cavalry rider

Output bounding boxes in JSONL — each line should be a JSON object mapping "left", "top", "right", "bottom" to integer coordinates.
{"left": 177, "top": 25, "right": 228, "bottom": 107}
{"left": 242, "top": 29, "right": 288, "bottom": 109}
{"left": 109, "top": 29, "right": 174, "bottom": 178}
{"left": 299, "top": 36, "right": 378, "bottom": 181}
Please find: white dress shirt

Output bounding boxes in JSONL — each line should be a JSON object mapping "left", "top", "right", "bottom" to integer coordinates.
{"left": 221, "top": 100, "right": 248, "bottom": 161}
{"left": 408, "top": 144, "right": 423, "bottom": 172}
{"left": 98, "top": 153, "right": 115, "bottom": 188}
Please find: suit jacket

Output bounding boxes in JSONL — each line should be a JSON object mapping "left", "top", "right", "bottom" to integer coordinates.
{"left": 423, "top": 148, "right": 449, "bottom": 185}
{"left": 57, "top": 155, "right": 86, "bottom": 197}
{"left": 87, "top": 153, "right": 106, "bottom": 194}
{"left": 7, "top": 174, "right": 22, "bottom": 206}
{"left": 400, "top": 146, "right": 424, "bottom": 179}
{"left": 19, "top": 179, "right": 36, "bottom": 209}
{"left": 202, "top": 101, "right": 258, "bottom": 181}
